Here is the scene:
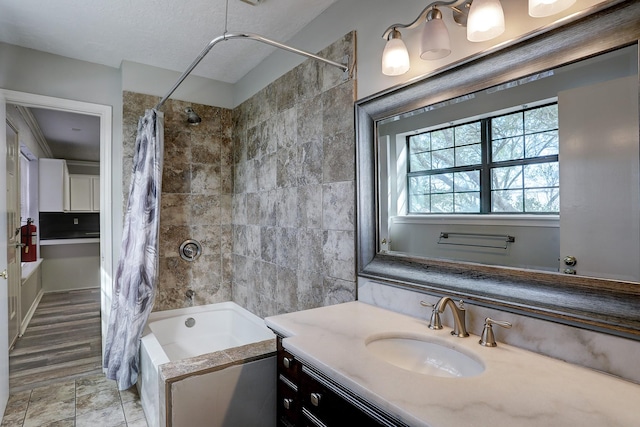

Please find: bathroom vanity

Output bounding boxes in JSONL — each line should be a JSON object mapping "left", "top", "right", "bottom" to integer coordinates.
{"left": 265, "top": 302, "right": 639, "bottom": 427}
{"left": 275, "top": 336, "right": 405, "bottom": 426}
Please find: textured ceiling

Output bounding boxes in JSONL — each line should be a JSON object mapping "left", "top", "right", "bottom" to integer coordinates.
{"left": 0, "top": 0, "right": 338, "bottom": 83}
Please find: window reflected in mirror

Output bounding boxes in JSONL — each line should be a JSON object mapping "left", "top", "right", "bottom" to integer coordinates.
{"left": 377, "top": 44, "right": 639, "bottom": 281}
{"left": 407, "top": 103, "right": 559, "bottom": 214}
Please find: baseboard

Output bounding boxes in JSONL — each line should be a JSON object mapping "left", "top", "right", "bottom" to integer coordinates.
{"left": 20, "top": 289, "right": 44, "bottom": 336}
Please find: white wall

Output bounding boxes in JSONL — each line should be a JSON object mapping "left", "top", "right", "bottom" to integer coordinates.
{"left": 121, "top": 61, "right": 235, "bottom": 110}
{"left": 389, "top": 219, "right": 560, "bottom": 272}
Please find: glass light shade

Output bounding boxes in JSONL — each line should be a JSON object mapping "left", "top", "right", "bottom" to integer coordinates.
{"left": 382, "top": 36, "right": 411, "bottom": 76}
{"left": 529, "top": 0, "right": 576, "bottom": 17}
{"left": 467, "top": 0, "right": 505, "bottom": 42}
{"left": 420, "top": 17, "right": 451, "bottom": 60}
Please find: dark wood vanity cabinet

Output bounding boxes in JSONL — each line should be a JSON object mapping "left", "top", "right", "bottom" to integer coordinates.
{"left": 276, "top": 336, "right": 407, "bottom": 427}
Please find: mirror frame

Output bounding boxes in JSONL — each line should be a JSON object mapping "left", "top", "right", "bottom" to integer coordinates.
{"left": 356, "top": 0, "right": 640, "bottom": 340}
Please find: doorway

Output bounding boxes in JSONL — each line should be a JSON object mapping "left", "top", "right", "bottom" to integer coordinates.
{"left": 0, "top": 90, "right": 113, "bottom": 397}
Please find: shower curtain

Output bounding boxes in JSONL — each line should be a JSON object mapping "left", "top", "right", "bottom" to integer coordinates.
{"left": 104, "top": 109, "right": 164, "bottom": 390}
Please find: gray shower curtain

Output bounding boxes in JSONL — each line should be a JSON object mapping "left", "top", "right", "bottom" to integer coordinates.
{"left": 104, "top": 109, "right": 164, "bottom": 390}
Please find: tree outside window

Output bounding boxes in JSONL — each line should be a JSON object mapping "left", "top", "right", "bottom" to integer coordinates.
{"left": 408, "top": 103, "right": 559, "bottom": 214}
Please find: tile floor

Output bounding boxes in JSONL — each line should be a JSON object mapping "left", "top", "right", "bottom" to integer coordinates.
{"left": 1, "top": 373, "right": 147, "bottom": 427}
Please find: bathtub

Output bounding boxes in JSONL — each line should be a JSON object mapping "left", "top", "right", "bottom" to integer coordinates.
{"left": 139, "top": 301, "right": 276, "bottom": 427}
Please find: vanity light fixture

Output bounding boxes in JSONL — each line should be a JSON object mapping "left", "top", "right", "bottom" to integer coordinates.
{"left": 381, "top": 0, "right": 576, "bottom": 76}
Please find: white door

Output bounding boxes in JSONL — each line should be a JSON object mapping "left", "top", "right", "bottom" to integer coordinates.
{"left": 6, "top": 119, "right": 20, "bottom": 348}
{"left": 0, "top": 95, "right": 11, "bottom": 416}
{"left": 559, "top": 75, "right": 640, "bottom": 281}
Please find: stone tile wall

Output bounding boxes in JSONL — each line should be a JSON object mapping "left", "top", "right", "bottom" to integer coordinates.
{"left": 123, "top": 92, "right": 234, "bottom": 311}
{"left": 122, "top": 32, "right": 356, "bottom": 316}
{"left": 231, "top": 32, "right": 357, "bottom": 318}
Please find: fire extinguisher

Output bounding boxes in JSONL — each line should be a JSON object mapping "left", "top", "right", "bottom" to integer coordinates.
{"left": 21, "top": 218, "right": 37, "bottom": 262}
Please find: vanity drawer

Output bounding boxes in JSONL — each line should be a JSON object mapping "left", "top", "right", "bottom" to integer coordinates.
{"left": 278, "top": 377, "right": 300, "bottom": 426}
{"left": 274, "top": 335, "right": 403, "bottom": 427}
{"left": 299, "top": 367, "right": 386, "bottom": 426}
{"left": 277, "top": 337, "right": 300, "bottom": 381}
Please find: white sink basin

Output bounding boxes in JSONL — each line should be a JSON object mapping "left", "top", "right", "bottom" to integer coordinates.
{"left": 366, "top": 335, "right": 484, "bottom": 378}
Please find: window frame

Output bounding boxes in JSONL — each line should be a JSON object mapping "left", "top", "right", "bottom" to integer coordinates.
{"left": 406, "top": 102, "right": 559, "bottom": 215}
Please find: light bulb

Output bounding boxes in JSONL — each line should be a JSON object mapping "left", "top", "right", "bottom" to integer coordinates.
{"left": 382, "top": 30, "right": 410, "bottom": 76}
{"left": 467, "top": 0, "right": 505, "bottom": 43}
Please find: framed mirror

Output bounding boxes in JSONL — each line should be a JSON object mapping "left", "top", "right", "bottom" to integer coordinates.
{"left": 356, "top": 0, "right": 640, "bottom": 339}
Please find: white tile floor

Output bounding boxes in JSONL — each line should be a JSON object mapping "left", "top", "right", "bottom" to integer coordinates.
{"left": 1, "top": 374, "right": 147, "bottom": 427}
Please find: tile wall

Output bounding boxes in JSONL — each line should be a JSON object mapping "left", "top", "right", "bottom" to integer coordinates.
{"left": 231, "top": 32, "right": 357, "bottom": 318}
{"left": 122, "top": 32, "right": 356, "bottom": 315}
{"left": 123, "top": 92, "right": 234, "bottom": 311}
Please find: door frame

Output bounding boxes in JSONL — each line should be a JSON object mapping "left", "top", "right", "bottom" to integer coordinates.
{"left": 5, "top": 118, "right": 21, "bottom": 349}
{"left": 0, "top": 89, "right": 113, "bottom": 357}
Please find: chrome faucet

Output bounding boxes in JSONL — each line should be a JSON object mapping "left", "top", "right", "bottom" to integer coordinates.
{"left": 433, "top": 297, "right": 469, "bottom": 337}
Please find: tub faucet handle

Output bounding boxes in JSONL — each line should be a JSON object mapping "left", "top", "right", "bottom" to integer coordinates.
{"left": 185, "top": 289, "right": 195, "bottom": 300}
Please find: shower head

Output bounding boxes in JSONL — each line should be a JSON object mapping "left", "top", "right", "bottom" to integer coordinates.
{"left": 185, "top": 107, "right": 202, "bottom": 125}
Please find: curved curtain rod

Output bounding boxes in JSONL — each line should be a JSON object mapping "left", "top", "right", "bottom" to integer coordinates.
{"left": 155, "top": 32, "right": 350, "bottom": 110}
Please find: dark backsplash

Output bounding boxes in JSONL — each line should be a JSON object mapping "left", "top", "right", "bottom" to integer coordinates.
{"left": 39, "top": 212, "right": 100, "bottom": 240}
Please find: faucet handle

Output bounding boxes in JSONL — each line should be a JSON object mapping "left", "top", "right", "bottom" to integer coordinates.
{"left": 479, "top": 317, "right": 512, "bottom": 347}
{"left": 420, "top": 301, "right": 443, "bottom": 330}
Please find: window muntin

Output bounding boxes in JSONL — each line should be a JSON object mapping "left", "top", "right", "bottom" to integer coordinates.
{"left": 492, "top": 104, "right": 559, "bottom": 161}
{"left": 408, "top": 103, "right": 559, "bottom": 214}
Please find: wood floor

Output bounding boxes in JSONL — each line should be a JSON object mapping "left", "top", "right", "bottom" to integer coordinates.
{"left": 9, "top": 289, "right": 103, "bottom": 393}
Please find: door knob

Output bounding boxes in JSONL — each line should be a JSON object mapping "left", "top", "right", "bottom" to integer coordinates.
{"left": 0, "top": 270, "right": 7, "bottom": 280}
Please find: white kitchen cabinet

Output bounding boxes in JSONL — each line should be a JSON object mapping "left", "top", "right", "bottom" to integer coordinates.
{"left": 69, "top": 174, "right": 100, "bottom": 212}
{"left": 39, "top": 158, "right": 70, "bottom": 212}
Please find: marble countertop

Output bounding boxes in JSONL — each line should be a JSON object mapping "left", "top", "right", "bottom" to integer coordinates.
{"left": 21, "top": 258, "right": 43, "bottom": 282}
{"left": 40, "top": 238, "right": 100, "bottom": 245}
{"left": 265, "top": 301, "right": 639, "bottom": 427}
